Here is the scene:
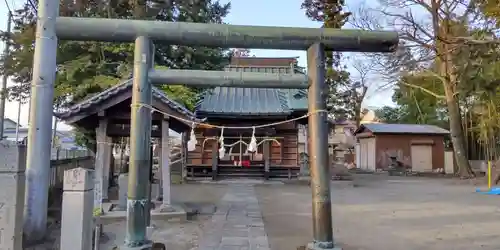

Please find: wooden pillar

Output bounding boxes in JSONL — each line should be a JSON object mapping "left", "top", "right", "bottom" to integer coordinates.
{"left": 95, "top": 114, "right": 111, "bottom": 211}
{"left": 264, "top": 137, "right": 270, "bottom": 180}
{"left": 156, "top": 139, "right": 163, "bottom": 201}
{"left": 182, "top": 132, "right": 188, "bottom": 180}
{"left": 160, "top": 117, "right": 173, "bottom": 210}
{"left": 211, "top": 140, "right": 218, "bottom": 180}
{"left": 239, "top": 134, "right": 243, "bottom": 163}
{"left": 103, "top": 141, "right": 112, "bottom": 200}
{"left": 109, "top": 151, "right": 115, "bottom": 187}
{"left": 279, "top": 138, "right": 284, "bottom": 164}
{"left": 304, "top": 125, "right": 309, "bottom": 154}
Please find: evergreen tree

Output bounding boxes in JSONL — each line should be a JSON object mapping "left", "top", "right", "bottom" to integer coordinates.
{"left": 0, "top": 0, "right": 231, "bottom": 148}
{"left": 301, "top": 0, "right": 355, "bottom": 120}
{"left": 0, "top": 0, "right": 232, "bottom": 110}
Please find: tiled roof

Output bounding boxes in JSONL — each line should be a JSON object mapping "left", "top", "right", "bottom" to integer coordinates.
{"left": 55, "top": 79, "right": 199, "bottom": 122}
{"left": 195, "top": 59, "right": 308, "bottom": 117}
{"left": 357, "top": 123, "right": 449, "bottom": 135}
{"left": 196, "top": 88, "right": 307, "bottom": 116}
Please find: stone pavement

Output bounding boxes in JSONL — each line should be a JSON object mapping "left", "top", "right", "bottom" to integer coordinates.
{"left": 196, "top": 184, "right": 270, "bottom": 250}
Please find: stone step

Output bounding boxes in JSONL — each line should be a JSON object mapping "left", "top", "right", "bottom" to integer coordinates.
{"left": 218, "top": 167, "right": 264, "bottom": 173}
{"left": 218, "top": 172, "right": 265, "bottom": 177}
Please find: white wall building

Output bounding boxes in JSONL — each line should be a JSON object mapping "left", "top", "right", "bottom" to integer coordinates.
{"left": 2, "top": 118, "right": 83, "bottom": 150}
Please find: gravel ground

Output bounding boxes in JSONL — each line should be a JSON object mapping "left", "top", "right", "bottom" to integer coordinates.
{"left": 26, "top": 176, "right": 500, "bottom": 250}
{"left": 99, "top": 183, "right": 228, "bottom": 250}
{"left": 99, "top": 216, "right": 210, "bottom": 250}
{"left": 26, "top": 183, "right": 228, "bottom": 250}
{"left": 255, "top": 175, "right": 500, "bottom": 250}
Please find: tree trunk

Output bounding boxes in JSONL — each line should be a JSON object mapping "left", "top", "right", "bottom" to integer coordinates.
{"left": 440, "top": 48, "right": 474, "bottom": 177}
{"left": 433, "top": 13, "right": 474, "bottom": 178}
{"left": 354, "top": 104, "right": 362, "bottom": 127}
{"left": 444, "top": 85, "right": 473, "bottom": 178}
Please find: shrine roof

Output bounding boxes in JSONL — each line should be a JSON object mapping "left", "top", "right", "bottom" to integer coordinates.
{"left": 195, "top": 57, "right": 308, "bottom": 118}
{"left": 55, "top": 78, "right": 200, "bottom": 124}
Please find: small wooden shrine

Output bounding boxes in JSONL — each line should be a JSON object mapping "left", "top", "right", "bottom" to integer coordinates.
{"left": 56, "top": 79, "right": 198, "bottom": 206}
{"left": 187, "top": 57, "right": 308, "bottom": 179}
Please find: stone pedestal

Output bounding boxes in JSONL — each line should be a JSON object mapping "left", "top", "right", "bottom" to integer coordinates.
{"left": 158, "top": 203, "right": 176, "bottom": 212}
{"left": 0, "top": 141, "right": 26, "bottom": 250}
{"left": 116, "top": 173, "right": 129, "bottom": 211}
{"left": 60, "top": 168, "right": 95, "bottom": 250}
{"left": 307, "top": 242, "right": 342, "bottom": 250}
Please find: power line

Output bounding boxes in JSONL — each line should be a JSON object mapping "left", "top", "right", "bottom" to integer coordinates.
{"left": 28, "top": 0, "right": 37, "bottom": 14}
{"left": 3, "top": 0, "right": 12, "bottom": 13}
{"left": 4, "top": 0, "right": 37, "bottom": 15}
{"left": 0, "top": 11, "right": 12, "bottom": 139}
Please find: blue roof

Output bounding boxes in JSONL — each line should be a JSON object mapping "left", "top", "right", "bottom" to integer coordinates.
{"left": 196, "top": 88, "right": 307, "bottom": 116}
{"left": 195, "top": 66, "right": 308, "bottom": 117}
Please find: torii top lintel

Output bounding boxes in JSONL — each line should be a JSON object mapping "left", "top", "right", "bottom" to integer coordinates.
{"left": 55, "top": 17, "right": 399, "bottom": 53}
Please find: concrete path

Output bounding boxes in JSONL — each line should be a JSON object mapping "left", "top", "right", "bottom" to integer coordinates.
{"left": 197, "top": 184, "right": 270, "bottom": 250}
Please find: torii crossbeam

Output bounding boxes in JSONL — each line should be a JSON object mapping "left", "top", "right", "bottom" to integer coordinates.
{"left": 24, "top": 1, "right": 398, "bottom": 249}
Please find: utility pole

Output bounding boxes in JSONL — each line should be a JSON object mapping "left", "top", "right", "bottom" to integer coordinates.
{"left": 15, "top": 99, "right": 21, "bottom": 141}
{"left": 0, "top": 12, "right": 12, "bottom": 140}
{"left": 23, "top": 0, "right": 59, "bottom": 241}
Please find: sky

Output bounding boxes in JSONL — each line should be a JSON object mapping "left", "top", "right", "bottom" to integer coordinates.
{"left": 0, "top": 0, "right": 394, "bottom": 131}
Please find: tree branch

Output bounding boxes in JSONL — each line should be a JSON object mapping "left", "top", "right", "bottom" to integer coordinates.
{"left": 400, "top": 82, "right": 446, "bottom": 99}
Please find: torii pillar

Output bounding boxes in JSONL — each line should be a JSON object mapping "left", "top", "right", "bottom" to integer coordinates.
{"left": 158, "top": 116, "right": 173, "bottom": 211}
{"left": 307, "top": 43, "right": 336, "bottom": 249}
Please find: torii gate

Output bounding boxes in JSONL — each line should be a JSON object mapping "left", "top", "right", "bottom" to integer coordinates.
{"left": 23, "top": 0, "right": 398, "bottom": 249}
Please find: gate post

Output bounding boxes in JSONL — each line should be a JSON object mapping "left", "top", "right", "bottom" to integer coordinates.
{"left": 124, "top": 36, "right": 153, "bottom": 249}
{"left": 307, "top": 43, "right": 338, "bottom": 249}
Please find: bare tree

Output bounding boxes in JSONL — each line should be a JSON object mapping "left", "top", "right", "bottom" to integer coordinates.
{"left": 347, "top": 0, "right": 499, "bottom": 177}
{"left": 348, "top": 58, "right": 373, "bottom": 126}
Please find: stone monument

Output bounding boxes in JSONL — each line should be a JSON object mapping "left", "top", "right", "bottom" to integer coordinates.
{"left": 299, "top": 152, "right": 310, "bottom": 178}
{"left": 60, "top": 167, "right": 95, "bottom": 250}
{"left": 116, "top": 173, "right": 129, "bottom": 211}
